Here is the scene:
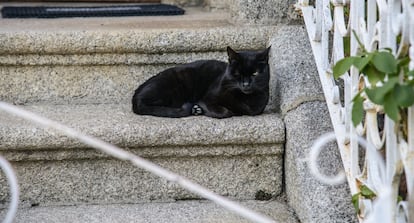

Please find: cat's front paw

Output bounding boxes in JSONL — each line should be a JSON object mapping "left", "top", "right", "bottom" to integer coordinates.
{"left": 192, "top": 104, "right": 203, "bottom": 116}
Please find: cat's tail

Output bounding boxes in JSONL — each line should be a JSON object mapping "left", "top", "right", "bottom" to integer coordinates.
{"left": 131, "top": 92, "right": 141, "bottom": 114}
{"left": 132, "top": 95, "right": 194, "bottom": 118}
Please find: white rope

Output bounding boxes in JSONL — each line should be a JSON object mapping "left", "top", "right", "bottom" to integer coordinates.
{"left": 0, "top": 101, "right": 277, "bottom": 223}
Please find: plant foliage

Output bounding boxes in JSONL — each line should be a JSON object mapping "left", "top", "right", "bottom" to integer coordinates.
{"left": 333, "top": 33, "right": 413, "bottom": 126}
{"left": 352, "top": 185, "right": 376, "bottom": 214}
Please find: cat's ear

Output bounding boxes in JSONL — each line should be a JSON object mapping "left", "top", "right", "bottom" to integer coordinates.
{"left": 227, "top": 46, "right": 239, "bottom": 62}
{"left": 257, "top": 46, "right": 271, "bottom": 62}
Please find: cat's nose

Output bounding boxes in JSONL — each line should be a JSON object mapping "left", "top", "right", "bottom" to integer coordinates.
{"left": 243, "top": 78, "right": 251, "bottom": 86}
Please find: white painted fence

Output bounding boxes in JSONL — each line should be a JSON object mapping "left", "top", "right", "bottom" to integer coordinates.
{"left": 296, "top": 0, "right": 414, "bottom": 222}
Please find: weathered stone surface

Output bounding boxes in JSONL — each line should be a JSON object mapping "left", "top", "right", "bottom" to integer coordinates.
{"left": 0, "top": 9, "right": 285, "bottom": 208}
{"left": 284, "top": 101, "right": 357, "bottom": 223}
{"left": 0, "top": 12, "right": 276, "bottom": 105}
{"left": 229, "top": 0, "right": 301, "bottom": 25}
{"left": 0, "top": 23, "right": 275, "bottom": 55}
{"left": 0, "top": 153, "right": 282, "bottom": 207}
{"left": 0, "top": 65, "right": 164, "bottom": 105}
{"left": 0, "top": 52, "right": 227, "bottom": 66}
{"left": 0, "top": 104, "right": 284, "bottom": 206}
{"left": 0, "top": 5, "right": 356, "bottom": 222}
{"left": 0, "top": 104, "right": 284, "bottom": 150}
{"left": 204, "top": 0, "right": 230, "bottom": 11}
{"left": 269, "top": 25, "right": 324, "bottom": 114}
{"left": 4, "top": 200, "right": 299, "bottom": 223}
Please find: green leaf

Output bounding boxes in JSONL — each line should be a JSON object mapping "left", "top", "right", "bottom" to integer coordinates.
{"left": 398, "top": 195, "right": 403, "bottom": 203}
{"left": 402, "top": 65, "right": 410, "bottom": 76}
{"left": 362, "top": 64, "right": 385, "bottom": 85}
{"left": 333, "top": 57, "right": 356, "bottom": 79}
{"left": 383, "top": 48, "right": 393, "bottom": 53}
{"left": 365, "top": 77, "right": 399, "bottom": 105}
{"left": 352, "top": 193, "right": 360, "bottom": 213}
{"left": 352, "top": 94, "right": 364, "bottom": 126}
{"left": 354, "top": 53, "right": 373, "bottom": 71}
{"left": 371, "top": 51, "right": 398, "bottom": 74}
{"left": 398, "top": 57, "right": 410, "bottom": 67}
{"left": 360, "top": 185, "right": 376, "bottom": 199}
{"left": 395, "top": 84, "right": 414, "bottom": 107}
{"left": 384, "top": 91, "right": 400, "bottom": 122}
{"left": 408, "top": 70, "right": 414, "bottom": 78}
{"left": 365, "top": 88, "right": 382, "bottom": 104}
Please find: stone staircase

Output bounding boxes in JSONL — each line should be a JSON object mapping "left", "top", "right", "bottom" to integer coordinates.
{"left": 0, "top": 1, "right": 357, "bottom": 222}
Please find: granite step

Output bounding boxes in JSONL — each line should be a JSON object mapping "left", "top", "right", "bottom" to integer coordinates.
{"left": 0, "top": 3, "right": 284, "bottom": 216}
{"left": 0, "top": 103, "right": 284, "bottom": 207}
{"left": 1, "top": 200, "right": 299, "bottom": 223}
{"left": 0, "top": 7, "right": 276, "bottom": 106}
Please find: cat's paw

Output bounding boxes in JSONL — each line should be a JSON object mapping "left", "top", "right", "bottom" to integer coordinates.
{"left": 192, "top": 104, "right": 203, "bottom": 116}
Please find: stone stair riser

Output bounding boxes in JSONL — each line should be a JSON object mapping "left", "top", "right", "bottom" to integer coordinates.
{"left": 0, "top": 151, "right": 282, "bottom": 207}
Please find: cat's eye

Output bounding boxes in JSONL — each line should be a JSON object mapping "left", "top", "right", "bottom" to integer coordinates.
{"left": 252, "top": 71, "right": 259, "bottom": 76}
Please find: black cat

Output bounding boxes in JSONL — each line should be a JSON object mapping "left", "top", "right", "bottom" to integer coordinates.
{"left": 132, "top": 46, "right": 271, "bottom": 118}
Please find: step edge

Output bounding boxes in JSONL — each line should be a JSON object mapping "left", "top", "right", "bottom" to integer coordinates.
{"left": 0, "top": 51, "right": 228, "bottom": 66}
{"left": 0, "top": 26, "right": 277, "bottom": 55}
{"left": 10, "top": 200, "right": 299, "bottom": 223}
{"left": 0, "top": 143, "right": 284, "bottom": 162}
{"left": 0, "top": 104, "right": 285, "bottom": 151}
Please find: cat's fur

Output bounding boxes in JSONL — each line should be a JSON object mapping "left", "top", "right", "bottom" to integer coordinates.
{"left": 132, "top": 46, "right": 271, "bottom": 118}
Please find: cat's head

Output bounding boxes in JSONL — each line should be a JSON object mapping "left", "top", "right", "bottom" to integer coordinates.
{"left": 224, "top": 46, "right": 271, "bottom": 94}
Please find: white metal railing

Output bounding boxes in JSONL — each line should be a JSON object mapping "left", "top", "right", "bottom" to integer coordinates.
{"left": 296, "top": 0, "right": 414, "bottom": 222}
{"left": 0, "top": 155, "right": 19, "bottom": 223}
{"left": 0, "top": 101, "right": 276, "bottom": 223}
